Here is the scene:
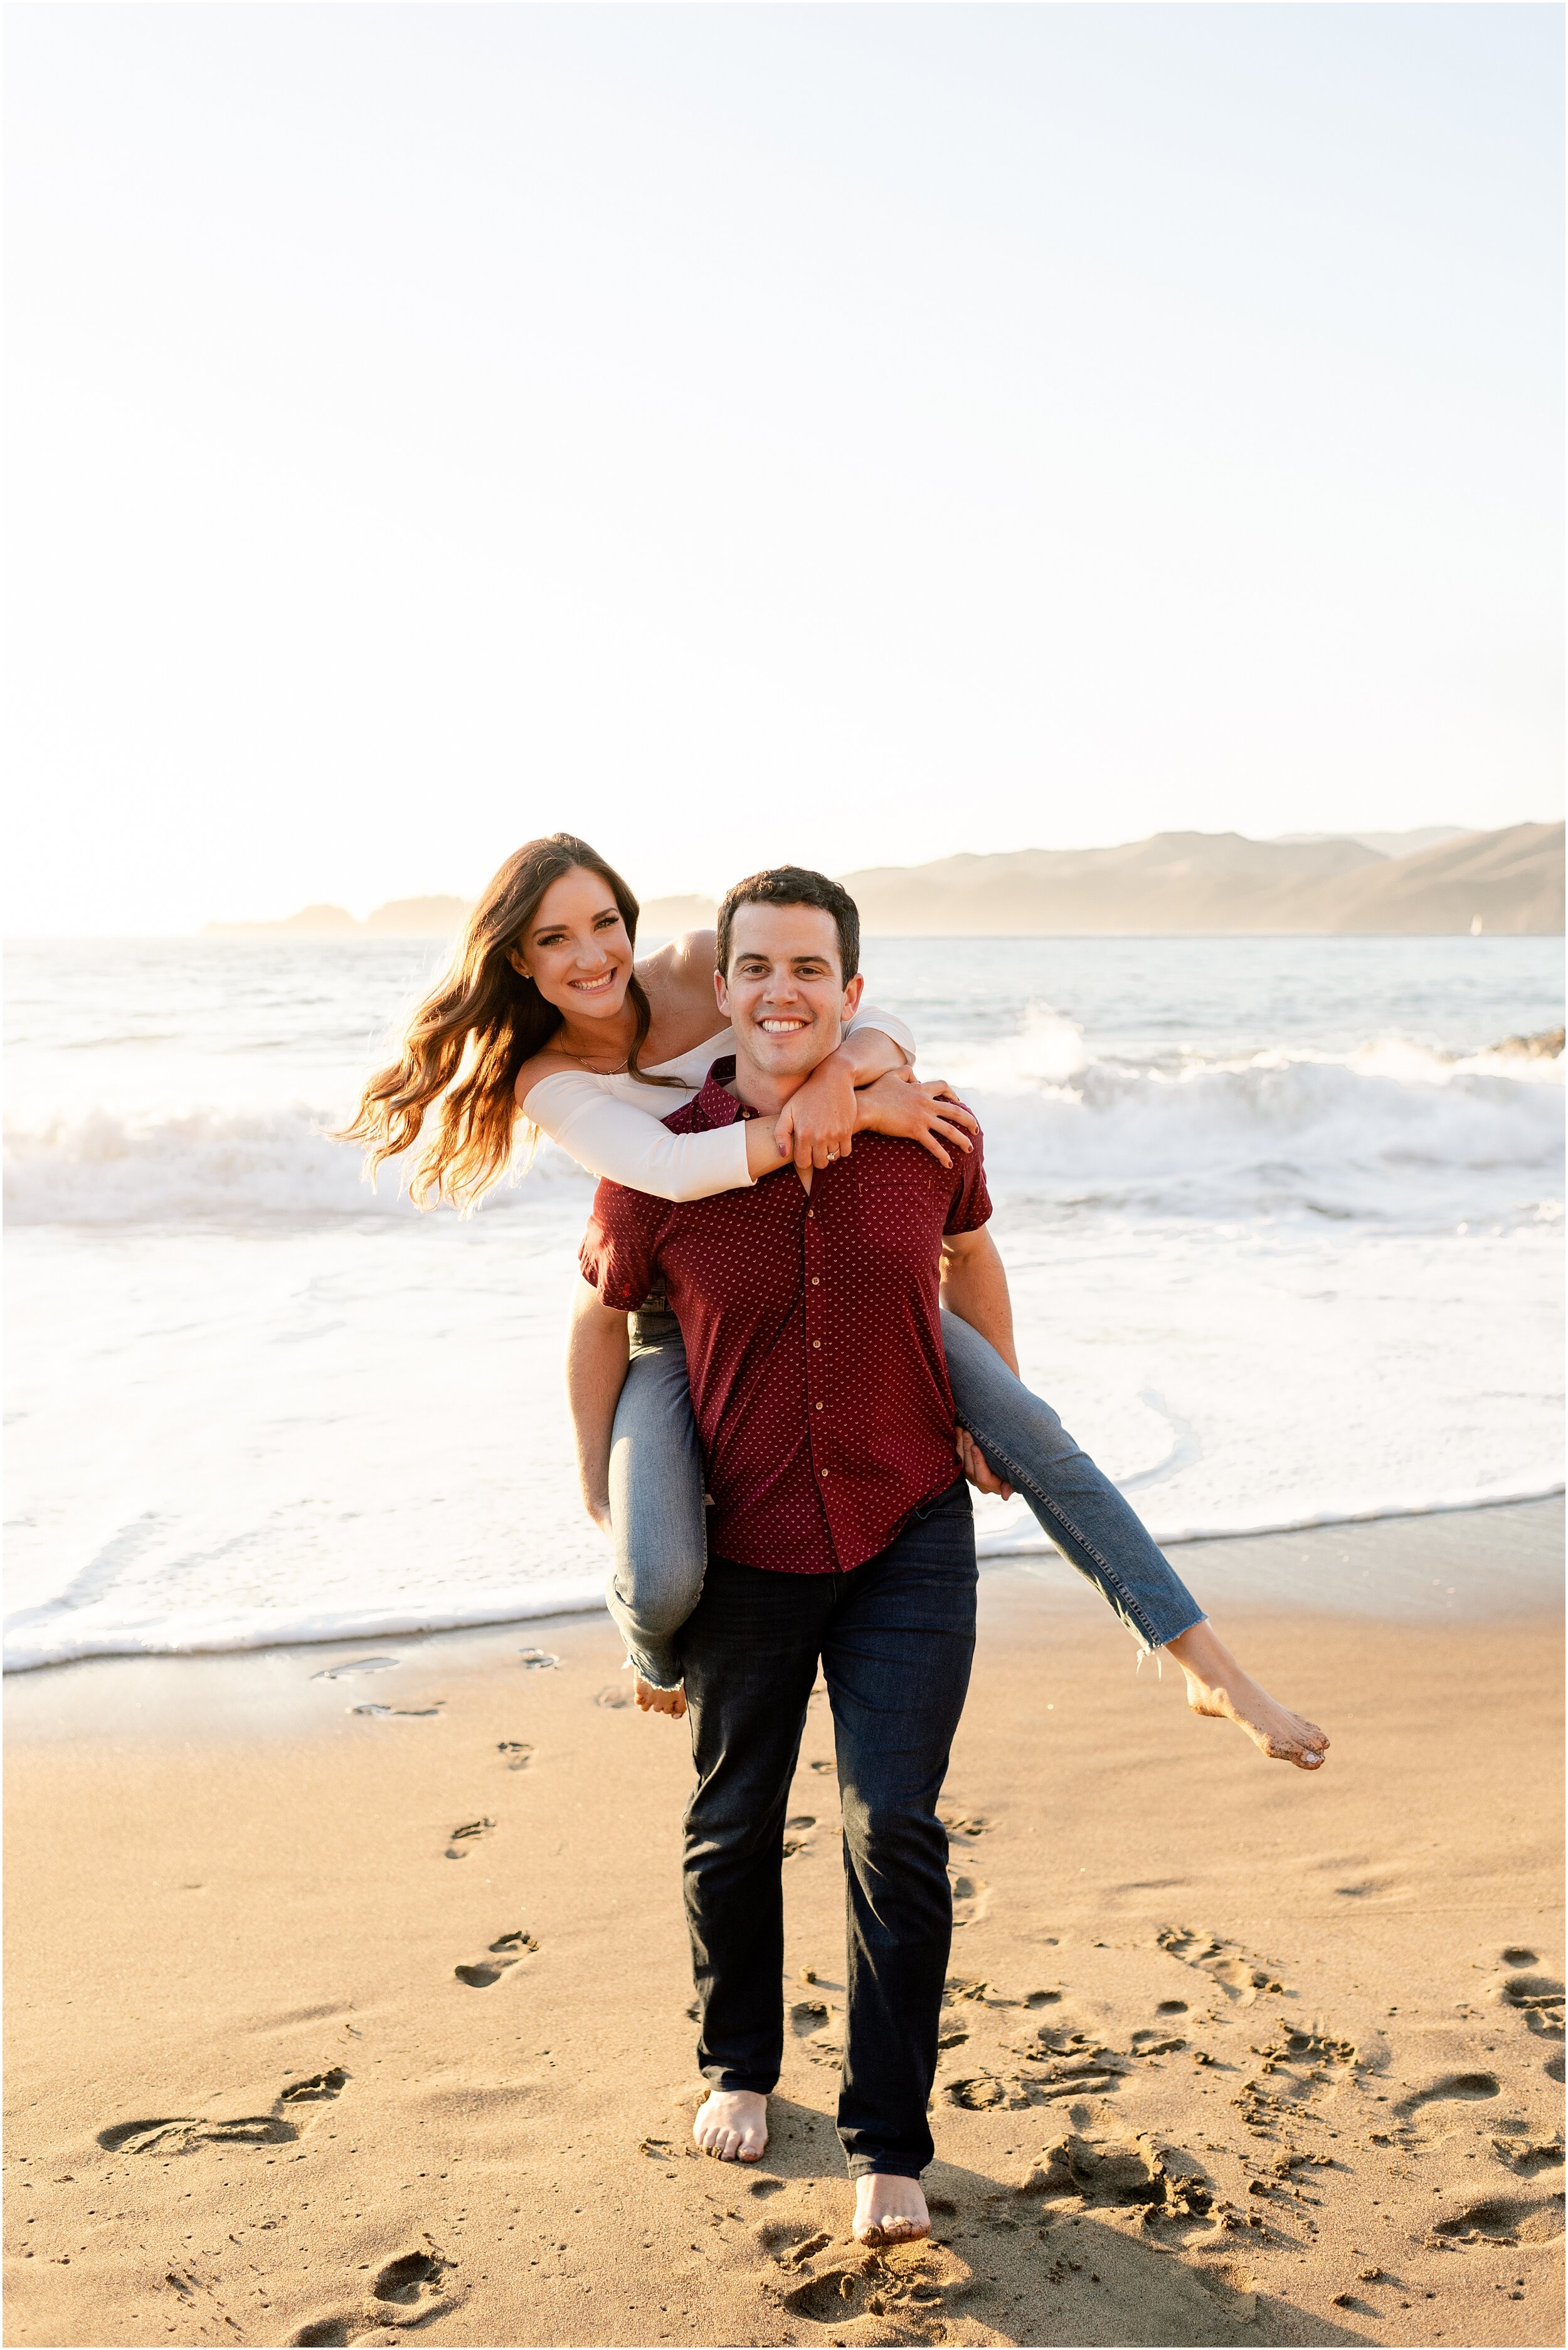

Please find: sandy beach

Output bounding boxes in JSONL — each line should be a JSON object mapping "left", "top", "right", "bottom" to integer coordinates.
{"left": 5, "top": 1504, "right": 1562, "bottom": 2350}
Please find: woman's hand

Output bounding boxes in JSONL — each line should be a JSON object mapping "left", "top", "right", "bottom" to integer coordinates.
{"left": 852, "top": 1069, "right": 978, "bottom": 1169}
{"left": 774, "top": 1054, "right": 860, "bottom": 1172}
{"left": 956, "top": 1427, "right": 1014, "bottom": 1499}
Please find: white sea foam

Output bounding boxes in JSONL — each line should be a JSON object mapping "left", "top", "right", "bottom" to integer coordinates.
{"left": 3, "top": 1103, "right": 593, "bottom": 1225}
{"left": 6, "top": 1045, "right": 1559, "bottom": 1229}
{"left": 4, "top": 935, "right": 1562, "bottom": 1669}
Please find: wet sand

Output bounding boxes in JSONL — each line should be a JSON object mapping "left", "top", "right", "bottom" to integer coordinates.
{"left": 4, "top": 1504, "right": 1563, "bottom": 2349}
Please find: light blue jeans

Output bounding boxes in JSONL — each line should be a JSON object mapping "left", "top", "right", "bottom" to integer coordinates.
{"left": 607, "top": 1307, "right": 1204, "bottom": 1689}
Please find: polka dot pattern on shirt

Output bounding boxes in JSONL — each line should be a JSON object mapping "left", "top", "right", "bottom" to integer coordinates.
{"left": 580, "top": 1058, "right": 992, "bottom": 1575}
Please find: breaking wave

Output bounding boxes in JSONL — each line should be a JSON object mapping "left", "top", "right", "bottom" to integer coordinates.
{"left": 8, "top": 1039, "right": 1560, "bottom": 1228}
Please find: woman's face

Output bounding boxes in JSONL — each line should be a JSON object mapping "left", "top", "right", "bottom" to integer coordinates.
{"left": 510, "top": 867, "right": 633, "bottom": 1024}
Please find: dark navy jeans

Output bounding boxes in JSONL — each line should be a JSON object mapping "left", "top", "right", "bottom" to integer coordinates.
{"left": 677, "top": 1478, "right": 977, "bottom": 2179}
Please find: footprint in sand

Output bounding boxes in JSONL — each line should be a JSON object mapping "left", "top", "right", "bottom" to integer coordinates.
{"left": 1022, "top": 2130, "right": 1216, "bottom": 2225}
{"left": 99, "top": 2069, "right": 347, "bottom": 2157}
{"left": 1489, "top": 1962, "right": 1565, "bottom": 2040}
{"left": 453, "top": 1930, "right": 539, "bottom": 1987}
{"left": 756, "top": 2220, "right": 832, "bottom": 2260}
{"left": 497, "top": 1741, "right": 533, "bottom": 1770}
{"left": 518, "top": 1648, "right": 558, "bottom": 1671}
{"left": 280, "top": 2069, "right": 352, "bottom": 2106}
{"left": 946, "top": 2073, "right": 1032, "bottom": 2111}
{"left": 1157, "top": 1924, "right": 1288, "bottom": 2002}
{"left": 372, "top": 2250, "right": 453, "bottom": 2307}
{"left": 1397, "top": 2070, "right": 1501, "bottom": 2119}
{"left": 1129, "top": 2028, "right": 1188, "bottom": 2057}
{"left": 310, "top": 1657, "right": 400, "bottom": 1682}
{"left": 1491, "top": 2131, "right": 1565, "bottom": 2176}
{"left": 788, "top": 1999, "right": 843, "bottom": 2065}
{"left": 1427, "top": 2192, "right": 1564, "bottom": 2247}
{"left": 596, "top": 1686, "right": 631, "bottom": 1708}
{"left": 289, "top": 2245, "right": 453, "bottom": 2346}
{"left": 778, "top": 2238, "right": 968, "bottom": 2333}
{"left": 1016, "top": 2028, "right": 1127, "bottom": 2103}
{"left": 444, "top": 1817, "right": 495, "bottom": 1859}
{"left": 1234, "top": 2026, "right": 1359, "bottom": 2133}
{"left": 349, "top": 1701, "right": 443, "bottom": 1718}
{"left": 939, "top": 1809, "right": 990, "bottom": 1843}
{"left": 783, "top": 1815, "right": 817, "bottom": 1858}
{"left": 948, "top": 1869, "right": 990, "bottom": 1927}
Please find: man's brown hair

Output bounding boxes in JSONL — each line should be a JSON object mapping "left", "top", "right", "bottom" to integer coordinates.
{"left": 715, "top": 866, "right": 861, "bottom": 982}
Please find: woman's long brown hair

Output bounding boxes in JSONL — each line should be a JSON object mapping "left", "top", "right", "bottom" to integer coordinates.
{"left": 339, "top": 832, "right": 681, "bottom": 1211}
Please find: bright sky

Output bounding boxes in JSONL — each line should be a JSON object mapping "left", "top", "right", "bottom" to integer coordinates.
{"left": 6, "top": 4, "right": 1562, "bottom": 933}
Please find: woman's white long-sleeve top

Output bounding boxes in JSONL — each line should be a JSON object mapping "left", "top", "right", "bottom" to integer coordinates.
{"left": 519, "top": 1007, "right": 915, "bottom": 1203}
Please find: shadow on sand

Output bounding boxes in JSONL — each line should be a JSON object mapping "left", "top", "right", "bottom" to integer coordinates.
{"left": 731, "top": 2096, "right": 1374, "bottom": 2347}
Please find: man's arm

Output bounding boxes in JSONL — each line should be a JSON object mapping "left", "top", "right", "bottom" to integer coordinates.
{"left": 940, "top": 1224, "right": 1019, "bottom": 1375}
{"left": 565, "top": 1275, "right": 632, "bottom": 1533}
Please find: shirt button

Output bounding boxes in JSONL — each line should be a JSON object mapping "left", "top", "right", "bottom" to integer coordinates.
{"left": 815, "top": 1401, "right": 824, "bottom": 1410}
{"left": 820, "top": 1469, "right": 829, "bottom": 1478}
{"left": 811, "top": 1275, "right": 820, "bottom": 1285}
{"left": 812, "top": 1339, "right": 821, "bottom": 1349}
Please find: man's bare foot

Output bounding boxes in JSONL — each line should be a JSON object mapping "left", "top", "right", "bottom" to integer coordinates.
{"left": 692, "top": 2089, "right": 767, "bottom": 2161}
{"left": 853, "top": 2172, "right": 930, "bottom": 2245}
{"left": 635, "top": 1672, "right": 686, "bottom": 1718}
{"left": 1165, "top": 1622, "right": 1328, "bottom": 1771}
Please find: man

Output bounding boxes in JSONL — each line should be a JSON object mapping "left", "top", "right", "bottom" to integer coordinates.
{"left": 568, "top": 866, "right": 1017, "bottom": 2247}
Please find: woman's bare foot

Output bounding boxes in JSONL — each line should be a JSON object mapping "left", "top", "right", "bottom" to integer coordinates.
{"left": 635, "top": 1673, "right": 686, "bottom": 1718}
{"left": 1165, "top": 1622, "right": 1328, "bottom": 1771}
{"left": 692, "top": 2089, "right": 767, "bottom": 2161}
{"left": 853, "top": 2173, "right": 930, "bottom": 2245}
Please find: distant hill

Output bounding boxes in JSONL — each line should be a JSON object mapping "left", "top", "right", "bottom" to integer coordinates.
{"left": 208, "top": 894, "right": 471, "bottom": 939}
{"left": 212, "top": 823, "right": 1563, "bottom": 942}
{"left": 636, "top": 893, "right": 724, "bottom": 937}
{"left": 834, "top": 822, "right": 1562, "bottom": 937}
{"left": 1273, "top": 825, "right": 1474, "bottom": 859}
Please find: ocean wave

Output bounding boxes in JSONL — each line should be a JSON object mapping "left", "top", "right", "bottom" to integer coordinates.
{"left": 5, "top": 1046, "right": 1560, "bottom": 1226}
{"left": 963, "top": 1044, "right": 1562, "bottom": 1222}
{"left": 3, "top": 1105, "right": 595, "bottom": 1225}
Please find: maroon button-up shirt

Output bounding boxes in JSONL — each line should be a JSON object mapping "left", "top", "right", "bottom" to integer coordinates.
{"left": 579, "top": 1058, "right": 992, "bottom": 1576}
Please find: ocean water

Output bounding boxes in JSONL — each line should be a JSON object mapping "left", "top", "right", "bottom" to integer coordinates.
{"left": 6, "top": 935, "right": 1562, "bottom": 1669}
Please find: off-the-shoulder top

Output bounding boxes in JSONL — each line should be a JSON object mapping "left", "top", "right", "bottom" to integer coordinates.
{"left": 519, "top": 1006, "right": 916, "bottom": 1202}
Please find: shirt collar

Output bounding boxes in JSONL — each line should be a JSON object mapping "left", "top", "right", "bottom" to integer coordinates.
{"left": 684, "top": 1056, "right": 756, "bottom": 1130}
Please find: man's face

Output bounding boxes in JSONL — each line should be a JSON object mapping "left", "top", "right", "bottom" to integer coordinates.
{"left": 716, "top": 902, "right": 864, "bottom": 1083}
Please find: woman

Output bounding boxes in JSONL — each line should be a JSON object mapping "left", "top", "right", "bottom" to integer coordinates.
{"left": 344, "top": 833, "right": 1327, "bottom": 1772}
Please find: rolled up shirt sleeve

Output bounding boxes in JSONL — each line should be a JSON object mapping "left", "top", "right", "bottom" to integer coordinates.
{"left": 578, "top": 1179, "right": 665, "bottom": 1312}
{"left": 944, "top": 1117, "right": 992, "bottom": 1235}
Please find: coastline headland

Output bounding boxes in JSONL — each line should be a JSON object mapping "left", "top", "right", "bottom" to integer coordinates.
{"left": 204, "top": 821, "right": 1565, "bottom": 941}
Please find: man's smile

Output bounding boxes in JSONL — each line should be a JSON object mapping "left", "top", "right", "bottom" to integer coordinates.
{"left": 758, "top": 1016, "right": 811, "bottom": 1033}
